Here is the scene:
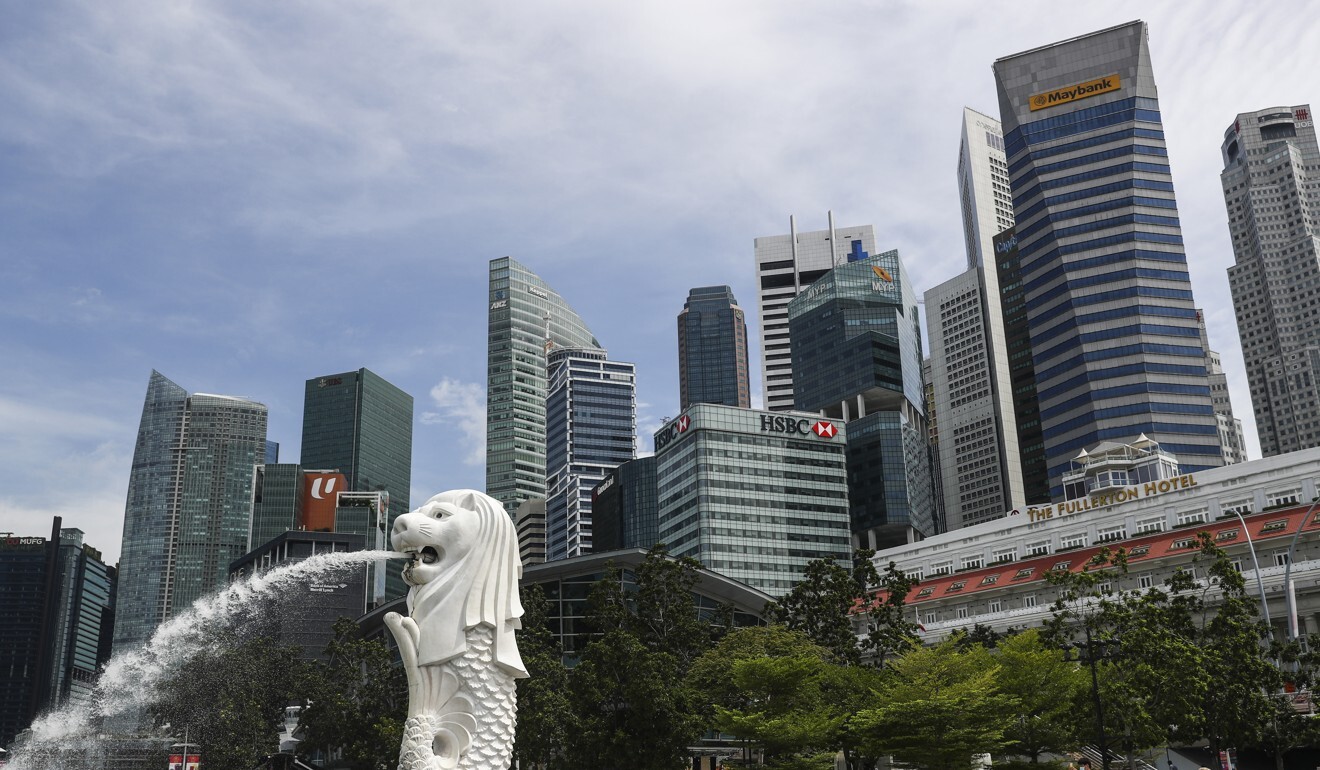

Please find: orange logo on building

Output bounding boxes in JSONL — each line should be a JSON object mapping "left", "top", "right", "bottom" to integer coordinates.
{"left": 300, "top": 472, "right": 347, "bottom": 532}
{"left": 871, "top": 265, "right": 893, "bottom": 282}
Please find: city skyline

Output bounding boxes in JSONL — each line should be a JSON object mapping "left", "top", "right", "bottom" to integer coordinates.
{"left": 4, "top": 3, "right": 1318, "bottom": 563}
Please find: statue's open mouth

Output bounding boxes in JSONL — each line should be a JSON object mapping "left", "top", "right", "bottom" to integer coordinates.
{"left": 407, "top": 546, "right": 439, "bottom": 565}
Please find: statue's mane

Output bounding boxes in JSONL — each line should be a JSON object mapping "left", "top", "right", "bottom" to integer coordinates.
{"left": 405, "top": 489, "right": 526, "bottom": 677}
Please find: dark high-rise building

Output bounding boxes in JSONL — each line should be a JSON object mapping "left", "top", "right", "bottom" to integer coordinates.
{"left": 487, "top": 257, "right": 603, "bottom": 513}
{"left": 591, "top": 457, "right": 659, "bottom": 552}
{"left": 228, "top": 531, "right": 368, "bottom": 661}
{"left": 1222, "top": 104, "right": 1320, "bottom": 457}
{"left": 754, "top": 214, "right": 877, "bottom": 412}
{"left": 678, "top": 286, "right": 750, "bottom": 409}
{"left": 994, "top": 21, "right": 1225, "bottom": 497}
{"left": 301, "top": 368, "right": 412, "bottom": 599}
{"left": 992, "top": 227, "right": 1051, "bottom": 505}
{"left": 113, "top": 371, "right": 268, "bottom": 655}
{"left": 544, "top": 347, "right": 636, "bottom": 560}
{"left": 1, "top": 520, "right": 115, "bottom": 747}
{"left": 787, "top": 250, "right": 936, "bottom": 549}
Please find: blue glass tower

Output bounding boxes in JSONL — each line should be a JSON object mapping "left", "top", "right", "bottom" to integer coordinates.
{"left": 544, "top": 347, "right": 636, "bottom": 560}
{"left": 112, "top": 371, "right": 268, "bottom": 654}
{"left": 787, "top": 250, "right": 935, "bottom": 549}
{"left": 994, "top": 21, "right": 1224, "bottom": 496}
{"left": 678, "top": 286, "right": 750, "bottom": 410}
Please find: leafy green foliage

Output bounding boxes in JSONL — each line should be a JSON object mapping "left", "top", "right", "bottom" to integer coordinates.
{"left": 851, "top": 641, "right": 1017, "bottom": 770}
{"left": 993, "top": 629, "right": 1087, "bottom": 761}
{"left": 768, "top": 550, "right": 919, "bottom": 666}
{"left": 298, "top": 617, "right": 406, "bottom": 770}
{"left": 150, "top": 634, "right": 311, "bottom": 770}
{"left": 513, "top": 584, "right": 572, "bottom": 769}
{"left": 567, "top": 629, "right": 702, "bottom": 770}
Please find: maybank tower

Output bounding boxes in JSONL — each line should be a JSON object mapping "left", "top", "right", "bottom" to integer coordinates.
{"left": 993, "top": 21, "right": 1225, "bottom": 497}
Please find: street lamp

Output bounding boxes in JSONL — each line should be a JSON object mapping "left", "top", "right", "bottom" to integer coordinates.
{"left": 1281, "top": 496, "right": 1320, "bottom": 646}
{"left": 1063, "top": 626, "right": 1121, "bottom": 770}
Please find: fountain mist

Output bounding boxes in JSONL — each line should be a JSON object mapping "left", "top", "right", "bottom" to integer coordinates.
{"left": 8, "top": 549, "right": 406, "bottom": 769}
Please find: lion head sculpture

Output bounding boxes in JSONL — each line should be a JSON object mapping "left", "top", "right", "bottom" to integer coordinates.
{"left": 391, "top": 489, "right": 526, "bottom": 677}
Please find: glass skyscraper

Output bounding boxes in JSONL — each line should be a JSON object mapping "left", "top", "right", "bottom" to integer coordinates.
{"left": 754, "top": 213, "right": 877, "bottom": 412}
{"left": 993, "top": 20, "right": 1224, "bottom": 497}
{"left": 113, "top": 371, "right": 268, "bottom": 654}
{"left": 486, "top": 257, "right": 603, "bottom": 512}
{"left": 786, "top": 251, "right": 935, "bottom": 549}
{"left": 0, "top": 520, "right": 115, "bottom": 747}
{"left": 544, "top": 347, "right": 636, "bottom": 560}
{"left": 591, "top": 456, "right": 659, "bottom": 552}
{"left": 1223, "top": 104, "right": 1320, "bottom": 457}
{"left": 653, "top": 404, "right": 851, "bottom": 597}
{"left": 300, "top": 368, "right": 412, "bottom": 599}
{"left": 678, "top": 285, "right": 750, "bottom": 409}
{"left": 925, "top": 108, "right": 1027, "bottom": 530}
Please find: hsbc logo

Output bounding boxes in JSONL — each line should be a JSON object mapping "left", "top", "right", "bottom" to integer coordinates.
{"left": 656, "top": 414, "right": 693, "bottom": 453}
{"left": 760, "top": 415, "right": 838, "bottom": 439}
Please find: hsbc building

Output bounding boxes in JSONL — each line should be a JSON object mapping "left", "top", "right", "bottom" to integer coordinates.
{"left": 652, "top": 403, "right": 852, "bottom": 597}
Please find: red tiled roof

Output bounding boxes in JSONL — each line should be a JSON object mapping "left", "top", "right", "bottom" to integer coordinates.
{"left": 869, "top": 503, "right": 1320, "bottom": 607}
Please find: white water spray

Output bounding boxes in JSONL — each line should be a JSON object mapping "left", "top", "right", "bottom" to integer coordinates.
{"left": 8, "top": 549, "right": 408, "bottom": 769}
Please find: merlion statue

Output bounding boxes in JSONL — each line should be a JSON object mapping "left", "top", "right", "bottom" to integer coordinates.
{"left": 385, "top": 489, "right": 527, "bottom": 770}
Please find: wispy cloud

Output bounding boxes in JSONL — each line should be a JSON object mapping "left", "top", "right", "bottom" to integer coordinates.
{"left": 421, "top": 378, "right": 487, "bottom": 466}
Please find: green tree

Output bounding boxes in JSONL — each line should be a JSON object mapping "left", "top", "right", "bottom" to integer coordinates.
{"left": 299, "top": 617, "right": 407, "bottom": 770}
{"left": 566, "top": 629, "right": 703, "bottom": 770}
{"left": 851, "top": 641, "right": 1016, "bottom": 770}
{"left": 993, "top": 629, "right": 1087, "bottom": 762}
{"left": 713, "top": 655, "right": 846, "bottom": 765}
{"left": 150, "top": 634, "right": 310, "bottom": 770}
{"left": 581, "top": 544, "right": 726, "bottom": 665}
{"left": 513, "top": 584, "right": 573, "bottom": 769}
{"left": 770, "top": 551, "right": 918, "bottom": 666}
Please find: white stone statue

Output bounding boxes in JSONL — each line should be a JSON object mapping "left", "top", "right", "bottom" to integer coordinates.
{"left": 385, "top": 489, "right": 527, "bottom": 770}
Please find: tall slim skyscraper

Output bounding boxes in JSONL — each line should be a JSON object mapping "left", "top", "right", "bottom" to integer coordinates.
{"left": 301, "top": 368, "right": 412, "bottom": 599}
{"left": 487, "top": 257, "right": 603, "bottom": 512}
{"left": 113, "top": 371, "right": 268, "bottom": 654}
{"left": 787, "top": 250, "right": 936, "bottom": 549}
{"left": 0, "top": 521, "right": 115, "bottom": 747}
{"left": 754, "top": 214, "right": 877, "bottom": 411}
{"left": 544, "top": 347, "right": 636, "bottom": 560}
{"left": 925, "top": 108, "right": 1026, "bottom": 529}
{"left": 1197, "top": 309, "right": 1248, "bottom": 465}
{"left": 1222, "top": 104, "right": 1320, "bottom": 457}
{"left": 678, "top": 286, "right": 750, "bottom": 409}
{"left": 994, "top": 20, "right": 1224, "bottom": 497}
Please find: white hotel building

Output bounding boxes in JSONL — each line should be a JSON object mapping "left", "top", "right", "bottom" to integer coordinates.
{"left": 874, "top": 442, "right": 1320, "bottom": 641}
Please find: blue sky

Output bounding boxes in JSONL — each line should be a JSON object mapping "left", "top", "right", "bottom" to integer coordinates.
{"left": 3, "top": 1, "right": 1317, "bottom": 564}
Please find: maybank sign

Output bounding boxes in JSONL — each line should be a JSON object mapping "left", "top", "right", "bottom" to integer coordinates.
{"left": 1022, "top": 473, "right": 1197, "bottom": 522}
{"left": 1029, "top": 73, "right": 1121, "bottom": 112}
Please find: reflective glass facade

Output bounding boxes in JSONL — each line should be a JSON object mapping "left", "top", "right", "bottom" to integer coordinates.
{"left": 786, "top": 252, "right": 935, "bottom": 548}
{"left": 301, "top": 368, "right": 412, "bottom": 599}
{"left": 654, "top": 404, "right": 851, "bottom": 597}
{"left": 994, "top": 21, "right": 1223, "bottom": 497}
{"left": 755, "top": 215, "right": 878, "bottom": 412}
{"left": 113, "top": 371, "right": 268, "bottom": 654}
{"left": 248, "top": 463, "right": 304, "bottom": 551}
{"left": 678, "top": 286, "right": 750, "bottom": 409}
{"left": 591, "top": 456, "right": 659, "bottom": 552}
{"left": 487, "top": 257, "right": 603, "bottom": 512}
{"left": 544, "top": 347, "right": 636, "bottom": 560}
{"left": 0, "top": 521, "right": 116, "bottom": 747}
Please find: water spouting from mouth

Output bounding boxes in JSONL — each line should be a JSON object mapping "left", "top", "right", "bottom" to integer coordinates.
{"left": 8, "top": 549, "right": 408, "bottom": 769}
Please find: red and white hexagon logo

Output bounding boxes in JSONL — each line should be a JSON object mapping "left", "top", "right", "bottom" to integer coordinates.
{"left": 812, "top": 421, "right": 837, "bottom": 438}
{"left": 677, "top": 415, "right": 690, "bottom": 432}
